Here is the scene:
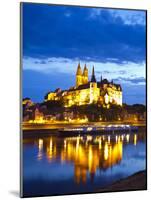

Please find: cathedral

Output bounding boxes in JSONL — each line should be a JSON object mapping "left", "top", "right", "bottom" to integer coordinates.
{"left": 45, "top": 63, "right": 122, "bottom": 107}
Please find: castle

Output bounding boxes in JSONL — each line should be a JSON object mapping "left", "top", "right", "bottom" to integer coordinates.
{"left": 45, "top": 63, "right": 122, "bottom": 107}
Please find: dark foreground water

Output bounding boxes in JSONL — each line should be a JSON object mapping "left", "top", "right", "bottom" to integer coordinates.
{"left": 23, "top": 129, "right": 146, "bottom": 197}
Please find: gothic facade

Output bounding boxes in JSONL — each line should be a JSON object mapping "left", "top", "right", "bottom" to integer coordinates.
{"left": 45, "top": 63, "right": 122, "bottom": 107}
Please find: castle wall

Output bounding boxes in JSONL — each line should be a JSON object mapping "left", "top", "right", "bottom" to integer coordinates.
{"left": 89, "top": 82, "right": 100, "bottom": 104}
{"left": 45, "top": 65, "right": 122, "bottom": 107}
{"left": 63, "top": 88, "right": 90, "bottom": 107}
{"left": 82, "top": 76, "right": 88, "bottom": 84}
{"left": 106, "top": 87, "right": 122, "bottom": 106}
{"left": 76, "top": 75, "right": 83, "bottom": 87}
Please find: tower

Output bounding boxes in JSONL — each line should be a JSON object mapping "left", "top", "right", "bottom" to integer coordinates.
{"left": 91, "top": 66, "right": 96, "bottom": 83}
{"left": 76, "top": 62, "right": 83, "bottom": 87}
{"left": 82, "top": 64, "right": 88, "bottom": 84}
{"left": 90, "top": 66, "right": 98, "bottom": 103}
{"left": 100, "top": 75, "right": 103, "bottom": 83}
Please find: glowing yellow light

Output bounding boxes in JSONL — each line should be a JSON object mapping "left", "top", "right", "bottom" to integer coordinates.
{"left": 121, "top": 135, "right": 124, "bottom": 141}
{"left": 87, "top": 127, "right": 93, "bottom": 131}
{"left": 37, "top": 139, "right": 43, "bottom": 160}
{"left": 99, "top": 117, "right": 102, "bottom": 121}
{"left": 99, "top": 140, "right": 102, "bottom": 149}
{"left": 76, "top": 138, "right": 79, "bottom": 150}
{"left": 38, "top": 139, "right": 43, "bottom": 150}
{"left": 115, "top": 135, "right": 118, "bottom": 143}
{"left": 50, "top": 139, "right": 53, "bottom": 150}
{"left": 64, "top": 140, "right": 67, "bottom": 148}
{"left": 47, "top": 138, "right": 53, "bottom": 160}
{"left": 118, "top": 136, "right": 120, "bottom": 142}
{"left": 104, "top": 143, "right": 109, "bottom": 160}
{"left": 108, "top": 136, "right": 110, "bottom": 143}
{"left": 87, "top": 136, "right": 92, "bottom": 141}
{"left": 134, "top": 134, "right": 137, "bottom": 146}
{"left": 88, "top": 146, "right": 93, "bottom": 170}
{"left": 126, "top": 134, "right": 130, "bottom": 143}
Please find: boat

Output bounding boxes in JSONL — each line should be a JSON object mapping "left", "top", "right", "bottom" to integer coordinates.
{"left": 58, "top": 124, "right": 138, "bottom": 136}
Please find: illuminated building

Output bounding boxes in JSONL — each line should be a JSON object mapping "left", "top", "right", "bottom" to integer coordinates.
{"left": 22, "top": 97, "right": 34, "bottom": 107}
{"left": 34, "top": 108, "right": 44, "bottom": 123}
{"left": 45, "top": 63, "right": 122, "bottom": 107}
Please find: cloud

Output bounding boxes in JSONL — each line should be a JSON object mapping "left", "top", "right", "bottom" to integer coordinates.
{"left": 34, "top": 60, "right": 47, "bottom": 64}
{"left": 23, "top": 56, "right": 146, "bottom": 104}
{"left": 23, "top": 68, "right": 146, "bottom": 104}
{"left": 89, "top": 8, "right": 146, "bottom": 25}
{"left": 111, "top": 10, "right": 146, "bottom": 25}
{"left": 22, "top": 3, "right": 146, "bottom": 105}
{"left": 119, "top": 70, "right": 127, "bottom": 75}
{"left": 23, "top": 56, "right": 146, "bottom": 86}
{"left": 96, "top": 70, "right": 127, "bottom": 75}
{"left": 114, "top": 76, "right": 146, "bottom": 85}
{"left": 22, "top": 3, "right": 146, "bottom": 64}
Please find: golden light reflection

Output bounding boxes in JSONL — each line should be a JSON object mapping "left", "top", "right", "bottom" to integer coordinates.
{"left": 108, "top": 135, "right": 110, "bottom": 143}
{"left": 99, "top": 140, "right": 102, "bottom": 149}
{"left": 115, "top": 135, "right": 118, "bottom": 143}
{"left": 38, "top": 134, "right": 125, "bottom": 184}
{"left": 46, "top": 138, "right": 53, "bottom": 160}
{"left": 134, "top": 134, "right": 137, "bottom": 146}
{"left": 104, "top": 142, "right": 109, "bottom": 160}
{"left": 76, "top": 137, "right": 79, "bottom": 150}
{"left": 87, "top": 135, "right": 92, "bottom": 141}
{"left": 126, "top": 134, "right": 130, "bottom": 143}
{"left": 118, "top": 135, "right": 121, "bottom": 142}
{"left": 88, "top": 146, "right": 93, "bottom": 171}
{"left": 38, "top": 139, "right": 43, "bottom": 150}
{"left": 50, "top": 139, "right": 53, "bottom": 150}
{"left": 121, "top": 135, "right": 124, "bottom": 141}
{"left": 37, "top": 139, "right": 43, "bottom": 160}
{"left": 64, "top": 140, "right": 67, "bottom": 148}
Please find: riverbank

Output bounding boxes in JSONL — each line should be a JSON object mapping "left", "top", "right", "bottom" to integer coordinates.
{"left": 98, "top": 170, "right": 147, "bottom": 192}
{"left": 22, "top": 121, "right": 146, "bottom": 131}
{"left": 22, "top": 122, "right": 146, "bottom": 138}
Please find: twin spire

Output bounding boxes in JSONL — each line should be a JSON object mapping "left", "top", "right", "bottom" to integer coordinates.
{"left": 76, "top": 62, "right": 88, "bottom": 76}
{"left": 76, "top": 62, "right": 97, "bottom": 87}
{"left": 76, "top": 62, "right": 95, "bottom": 80}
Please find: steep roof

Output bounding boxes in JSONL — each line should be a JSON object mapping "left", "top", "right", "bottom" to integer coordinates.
{"left": 76, "top": 62, "right": 82, "bottom": 75}
{"left": 91, "top": 66, "right": 96, "bottom": 82}
{"left": 68, "top": 82, "right": 90, "bottom": 91}
{"left": 101, "top": 78, "right": 109, "bottom": 84}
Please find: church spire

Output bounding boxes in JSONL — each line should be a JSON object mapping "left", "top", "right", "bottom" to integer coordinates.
{"left": 91, "top": 66, "right": 96, "bottom": 82}
{"left": 83, "top": 64, "right": 88, "bottom": 76}
{"left": 101, "top": 74, "right": 103, "bottom": 83}
{"left": 76, "top": 62, "right": 82, "bottom": 75}
{"left": 76, "top": 62, "right": 83, "bottom": 87}
{"left": 82, "top": 64, "right": 88, "bottom": 84}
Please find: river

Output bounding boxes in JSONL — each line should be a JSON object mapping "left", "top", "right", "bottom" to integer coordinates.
{"left": 22, "top": 128, "right": 146, "bottom": 197}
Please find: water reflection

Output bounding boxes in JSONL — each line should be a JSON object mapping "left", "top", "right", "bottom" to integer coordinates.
{"left": 33, "top": 132, "right": 144, "bottom": 184}
{"left": 37, "top": 139, "right": 43, "bottom": 160}
{"left": 134, "top": 134, "right": 137, "bottom": 146}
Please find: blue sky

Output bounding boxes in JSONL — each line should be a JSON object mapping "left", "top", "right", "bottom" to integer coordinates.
{"left": 22, "top": 3, "right": 146, "bottom": 105}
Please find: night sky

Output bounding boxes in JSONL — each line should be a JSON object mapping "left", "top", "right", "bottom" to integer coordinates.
{"left": 22, "top": 3, "right": 146, "bottom": 105}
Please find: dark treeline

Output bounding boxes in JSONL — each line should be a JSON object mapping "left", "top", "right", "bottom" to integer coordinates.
{"left": 23, "top": 100, "right": 146, "bottom": 122}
